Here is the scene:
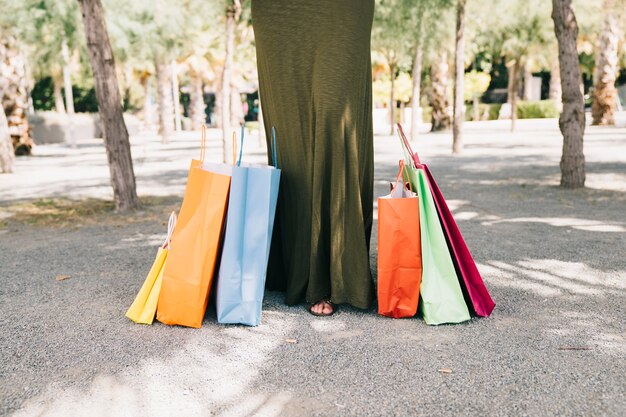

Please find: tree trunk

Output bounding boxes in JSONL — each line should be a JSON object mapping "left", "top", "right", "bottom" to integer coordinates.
{"left": 549, "top": 56, "right": 562, "bottom": 105}
{"left": 53, "top": 76, "right": 66, "bottom": 114}
{"left": 473, "top": 96, "right": 480, "bottom": 121}
{"left": 222, "top": 1, "right": 241, "bottom": 163}
{"left": 389, "top": 61, "right": 396, "bottom": 135}
{"left": 230, "top": 86, "right": 243, "bottom": 128}
{"left": 171, "top": 59, "right": 182, "bottom": 131}
{"left": 213, "top": 89, "right": 223, "bottom": 128}
{"left": 591, "top": 1, "right": 618, "bottom": 126}
{"left": 509, "top": 60, "right": 520, "bottom": 132}
{"left": 155, "top": 58, "right": 174, "bottom": 143}
{"left": 452, "top": 0, "right": 466, "bottom": 154}
{"left": 0, "top": 105, "right": 14, "bottom": 173}
{"left": 141, "top": 75, "right": 155, "bottom": 131}
{"left": 506, "top": 60, "right": 517, "bottom": 104}
{"left": 61, "top": 39, "right": 76, "bottom": 147}
{"left": 429, "top": 51, "right": 451, "bottom": 132}
{"left": 78, "top": 0, "right": 140, "bottom": 210}
{"left": 410, "top": 43, "right": 423, "bottom": 142}
{"left": 552, "top": 0, "right": 585, "bottom": 188}
{"left": 189, "top": 73, "right": 206, "bottom": 130}
{"left": 0, "top": 35, "right": 33, "bottom": 155}
{"left": 523, "top": 60, "right": 533, "bottom": 101}
{"left": 61, "top": 39, "right": 75, "bottom": 115}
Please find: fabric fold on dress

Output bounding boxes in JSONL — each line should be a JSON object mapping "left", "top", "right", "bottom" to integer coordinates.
{"left": 252, "top": 0, "right": 375, "bottom": 308}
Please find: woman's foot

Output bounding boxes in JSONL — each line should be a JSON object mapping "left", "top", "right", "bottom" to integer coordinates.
{"left": 308, "top": 300, "right": 336, "bottom": 317}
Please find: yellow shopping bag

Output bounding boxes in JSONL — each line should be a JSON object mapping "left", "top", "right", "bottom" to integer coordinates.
{"left": 126, "top": 212, "right": 177, "bottom": 324}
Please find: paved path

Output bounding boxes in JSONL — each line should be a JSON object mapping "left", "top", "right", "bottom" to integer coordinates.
{"left": 1, "top": 119, "right": 625, "bottom": 416}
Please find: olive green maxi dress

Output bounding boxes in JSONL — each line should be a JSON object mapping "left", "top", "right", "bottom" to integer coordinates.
{"left": 252, "top": 0, "right": 375, "bottom": 309}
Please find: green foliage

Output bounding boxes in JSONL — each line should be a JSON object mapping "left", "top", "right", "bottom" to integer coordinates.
{"left": 463, "top": 101, "right": 558, "bottom": 121}
{"left": 72, "top": 86, "right": 99, "bottom": 113}
{"left": 373, "top": 0, "right": 454, "bottom": 69}
{"left": 31, "top": 77, "right": 99, "bottom": 112}
{"left": 2, "top": 0, "right": 619, "bottom": 125}
{"left": 372, "top": 0, "right": 414, "bottom": 70}
{"left": 421, "top": 106, "right": 433, "bottom": 123}
{"left": 1, "top": 0, "right": 84, "bottom": 79}
{"left": 30, "top": 77, "right": 55, "bottom": 111}
{"left": 472, "top": 0, "right": 553, "bottom": 68}
{"left": 516, "top": 100, "right": 559, "bottom": 119}
{"left": 463, "top": 103, "right": 502, "bottom": 121}
{"left": 489, "top": 103, "right": 503, "bottom": 120}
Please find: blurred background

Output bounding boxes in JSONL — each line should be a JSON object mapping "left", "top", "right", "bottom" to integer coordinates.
{"left": 0, "top": 0, "right": 624, "bottom": 159}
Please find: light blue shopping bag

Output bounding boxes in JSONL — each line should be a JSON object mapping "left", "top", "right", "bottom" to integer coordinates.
{"left": 216, "top": 127, "right": 281, "bottom": 326}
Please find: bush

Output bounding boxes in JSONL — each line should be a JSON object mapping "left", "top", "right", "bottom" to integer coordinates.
{"left": 421, "top": 106, "right": 432, "bottom": 123}
{"left": 489, "top": 103, "right": 503, "bottom": 120}
{"left": 32, "top": 77, "right": 99, "bottom": 113}
{"left": 464, "top": 103, "right": 502, "bottom": 121}
{"left": 31, "top": 77, "right": 55, "bottom": 111}
{"left": 516, "top": 100, "right": 559, "bottom": 119}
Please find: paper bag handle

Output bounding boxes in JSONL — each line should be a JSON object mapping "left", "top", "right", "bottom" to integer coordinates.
{"left": 232, "top": 132, "right": 238, "bottom": 165}
{"left": 237, "top": 125, "right": 244, "bottom": 166}
{"left": 200, "top": 125, "right": 207, "bottom": 163}
{"left": 397, "top": 123, "right": 422, "bottom": 168}
{"left": 391, "top": 160, "right": 413, "bottom": 193}
{"left": 162, "top": 211, "right": 177, "bottom": 249}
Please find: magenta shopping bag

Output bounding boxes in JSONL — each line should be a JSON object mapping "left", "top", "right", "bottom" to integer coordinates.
{"left": 397, "top": 124, "right": 495, "bottom": 317}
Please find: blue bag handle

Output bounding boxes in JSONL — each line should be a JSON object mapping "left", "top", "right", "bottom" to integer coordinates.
{"left": 237, "top": 125, "right": 244, "bottom": 167}
{"left": 271, "top": 126, "right": 278, "bottom": 169}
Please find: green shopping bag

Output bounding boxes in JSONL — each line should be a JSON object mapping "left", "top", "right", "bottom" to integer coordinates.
{"left": 403, "top": 163, "right": 471, "bottom": 325}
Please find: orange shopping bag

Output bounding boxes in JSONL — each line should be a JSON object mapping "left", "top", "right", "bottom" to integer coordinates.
{"left": 156, "top": 126, "right": 232, "bottom": 328}
{"left": 377, "top": 161, "right": 422, "bottom": 318}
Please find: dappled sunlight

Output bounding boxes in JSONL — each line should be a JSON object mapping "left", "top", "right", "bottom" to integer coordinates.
{"left": 0, "top": 131, "right": 254, "bottom": 203}
{"left": 586, "top": 172, "right": 626, "bottom": 192}
{"left": 452, "top": 211, "right": 479, "bottom": 220}
{"left": 481, "top": 258, "right": 626, "bottom": 298}
{"left": 481, "top": 261, "right": 562, "bottom": 297}
{"left": 444, "top": 199, "right": 470, "bottom": 211}
{"left": 482, "top": 258, "right": 625, "bottom": 356}
{"left": 104, "top": 233, "right": 166, "bottom": 250}
{"left": 516, "top": 259, "right": 626, "bottom": 289}
{"left": 219, "top": 392, "right": 293, "bottom": 417}
{"left": 481, "top": 216, "right": 625, "bottom": 233}
{"left": 12, "top": 314, "right": 298, "bottom": 417}
{"left": 545, "top": 310, "right": 626, "bottom": 355}
{"left": 310, "top": 319, "right": 347, "bottom": 333}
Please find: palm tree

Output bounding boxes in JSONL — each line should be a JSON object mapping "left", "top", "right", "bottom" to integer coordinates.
{"left": 0, "top": 104, "right": 14, "bottom": 173}
{"left": 591, "top": 0, "right": 619, "bottom": 126}
{"left": 452, "top": 0, "right": 467, "bottom": 154}
{"left": 221, "top": 0, "right": 242, "bottom": 162}
{"left": 0, "top": 33, "right": 33, "bottom": 155}
{"left": 552, "top": 0, "right": 585, "bottom": 188}
{"left": 429, "top": 51, "right": 452, "bottom": 131}
{"left": 403, "top": 0, "right": 453, "bottom": 140}
{"left": 502, "top": 11, "right": 551, "bottom": 131}
{"left": 373, "top": 0, "right": 415, "bottom": 135}
{"left": 78, "top": 0, "right": 139, "bottom": 210}
{"left": 155, "top": 56, "right": 175, "bottom": 142}
{"left": 11, "top": 0, "right": 83, "bottom": 144}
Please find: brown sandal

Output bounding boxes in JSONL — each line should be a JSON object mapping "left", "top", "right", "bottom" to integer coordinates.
{"left": 308, "top": 300, "right": 336, "bottom": 317}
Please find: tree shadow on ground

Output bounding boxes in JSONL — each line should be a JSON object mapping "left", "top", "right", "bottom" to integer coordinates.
{"left": 2, "top": 136, "right": 625, "bottom": 416}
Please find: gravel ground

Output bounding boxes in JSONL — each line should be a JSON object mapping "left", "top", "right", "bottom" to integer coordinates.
{"left": 1, "top": 119, "right": 625, "bottom": 416}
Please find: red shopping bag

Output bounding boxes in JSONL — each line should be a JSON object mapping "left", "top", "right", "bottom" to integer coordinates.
{"left": 397, "top": 124, "right": 495, "bottom": 317}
